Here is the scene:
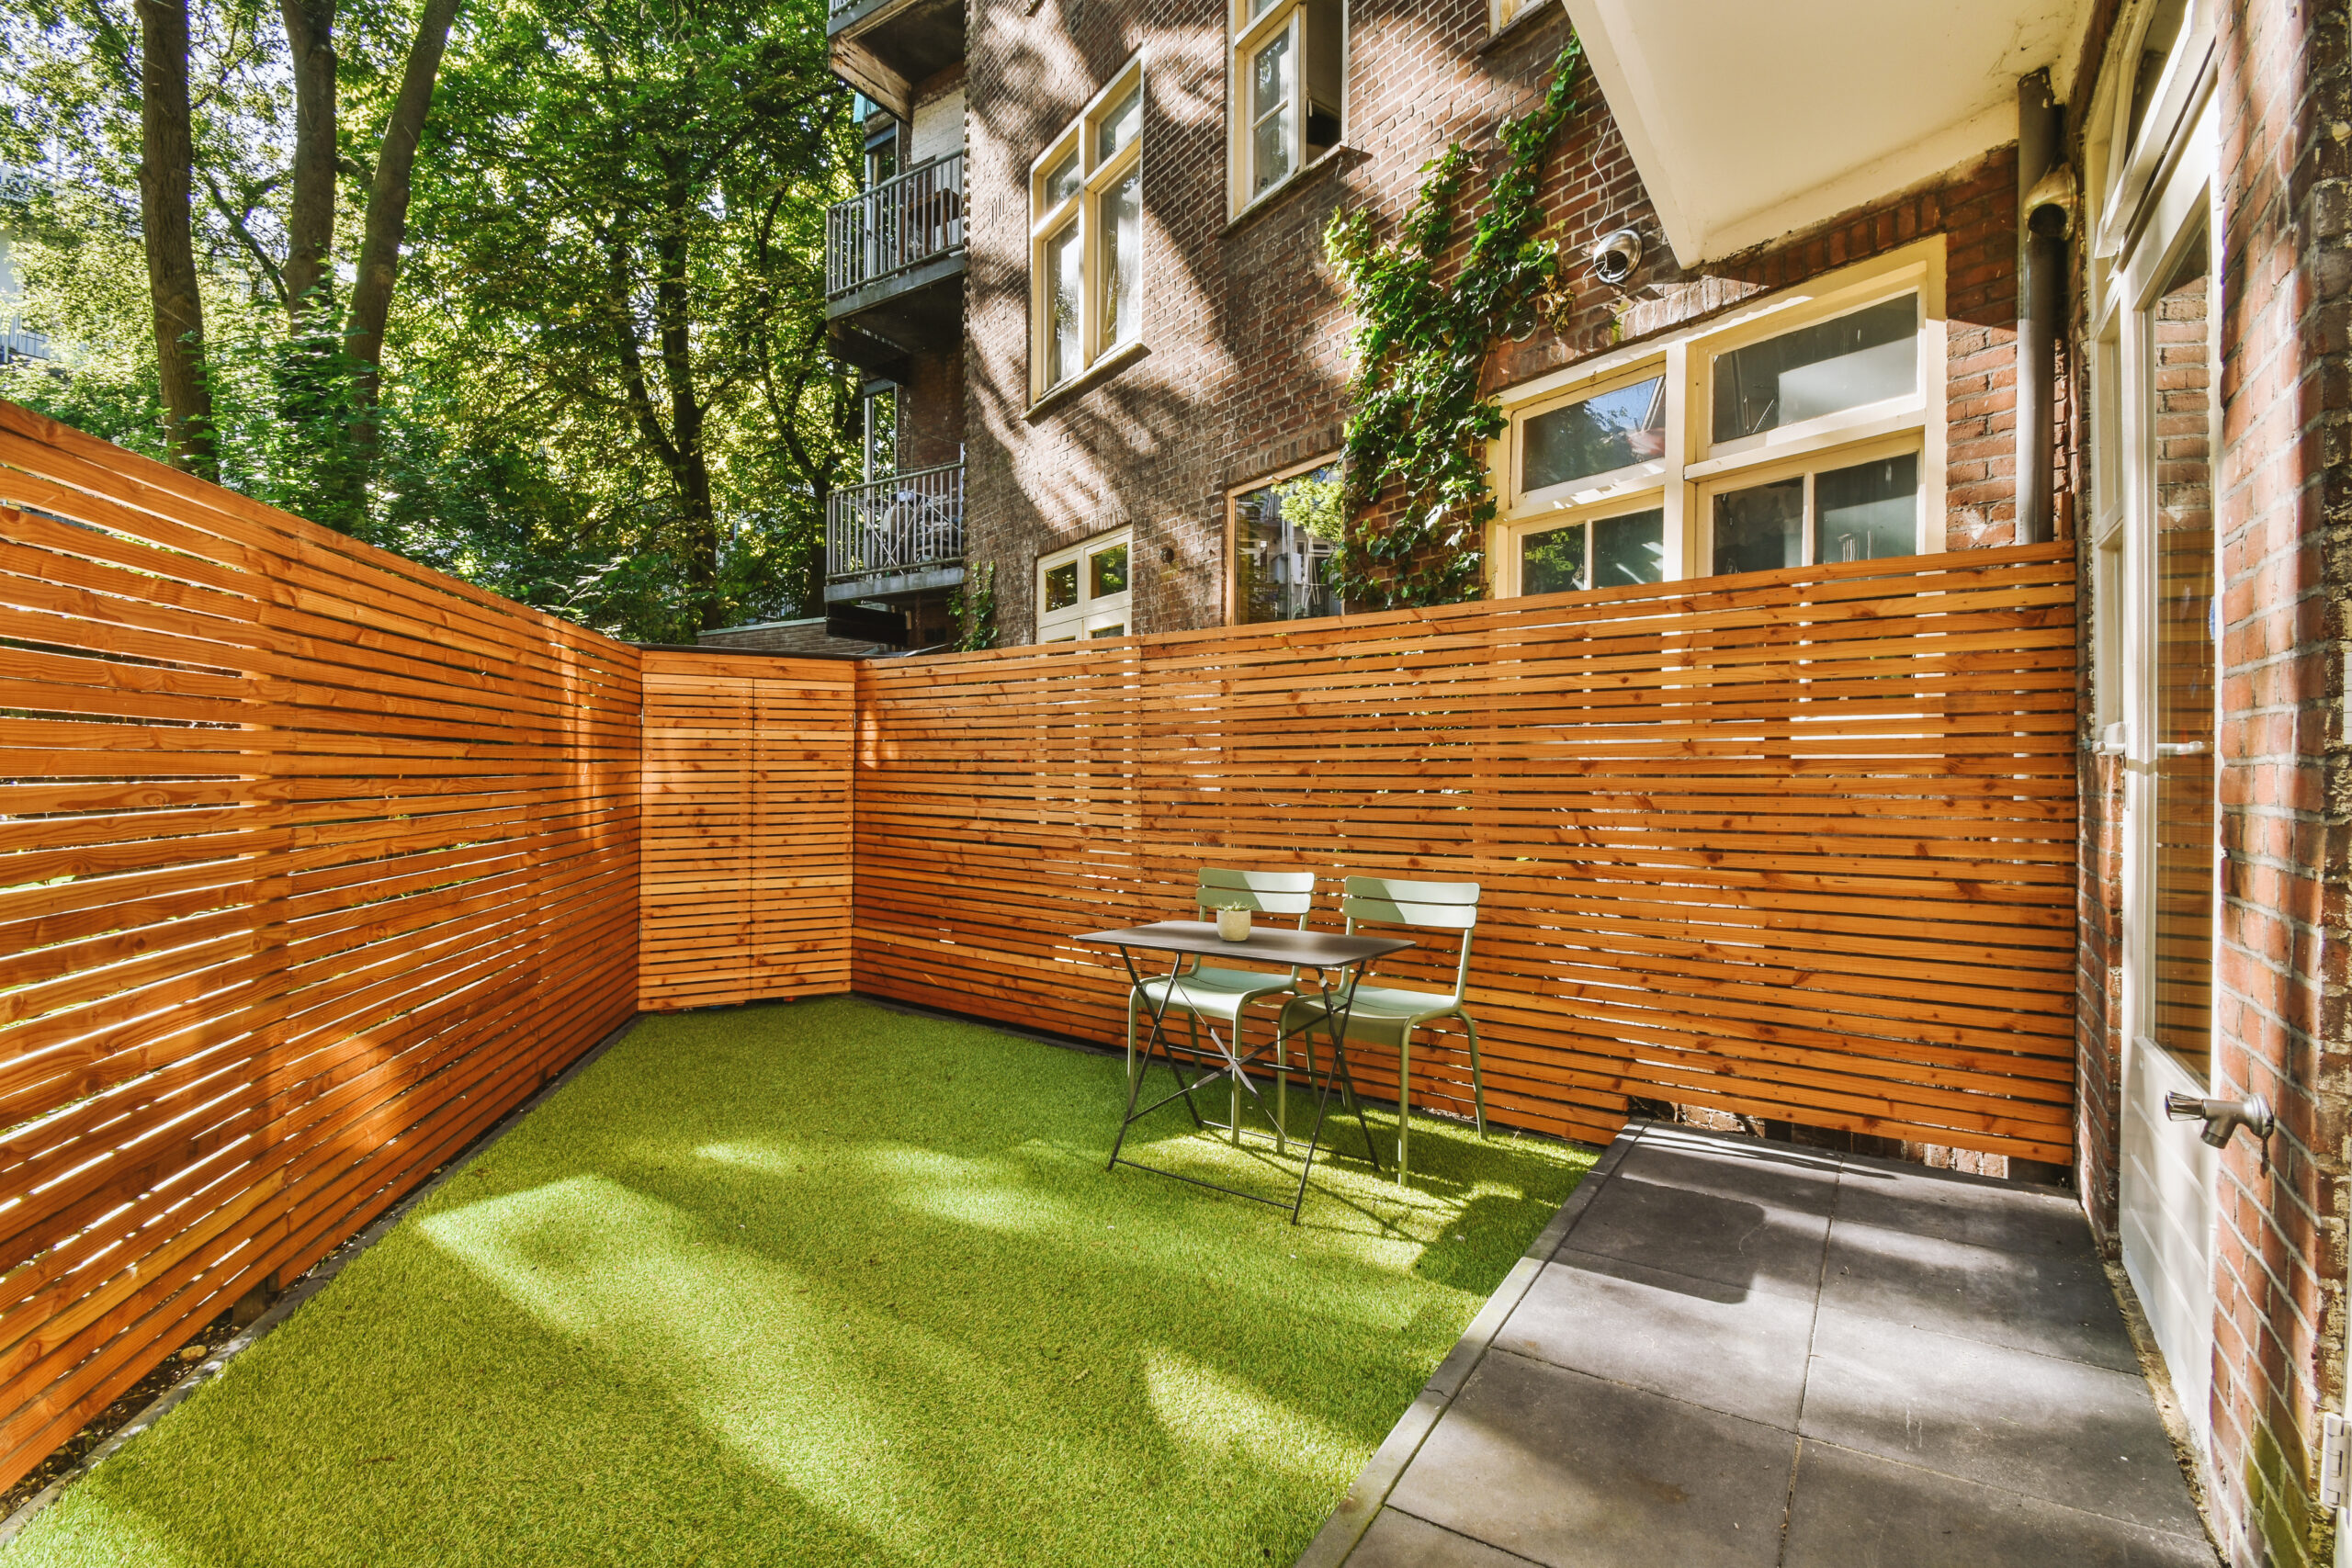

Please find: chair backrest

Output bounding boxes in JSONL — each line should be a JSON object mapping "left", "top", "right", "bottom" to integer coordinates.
{"left": 1340, "top": 876, "right": 1479, "bottom": 998}
{"left": 1195, "top": 866, "right": 1316, "bottom": 920}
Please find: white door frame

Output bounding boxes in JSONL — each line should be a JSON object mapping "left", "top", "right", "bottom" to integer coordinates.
{"left": 2111, "top": 88, "right": 2222, "bottom": 1448}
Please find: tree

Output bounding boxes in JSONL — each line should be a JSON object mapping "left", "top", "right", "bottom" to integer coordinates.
{"left": 135, "top": 0, "right": 215, "bottom": 476}
{"left": 0, "top": 0, "right": 858, "bottom": 642}
{"left": 406, "top": 0, "right": 856, "bottom": 634}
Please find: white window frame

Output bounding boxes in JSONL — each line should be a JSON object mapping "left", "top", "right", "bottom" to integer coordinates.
{"left": 1228, "top": 0, "right": 1345, "bottom": 220}
{"left": 1030, "top": 56, "right": 1146, "bottom": 403}
{"left": 1490, "top": 237, "right": 1950, "bottom": 591}
{"left": 1037, "top": 528, "right": 1135, "bottom": 642}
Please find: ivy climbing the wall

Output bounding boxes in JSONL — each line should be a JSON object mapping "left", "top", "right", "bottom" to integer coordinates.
{"left": 1324, "top": 39, "right": 1583, "bottom": 608}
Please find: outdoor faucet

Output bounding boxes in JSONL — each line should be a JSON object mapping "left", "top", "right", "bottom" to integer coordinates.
{"left": 2164, "top": 1089, "right": 2276, "bottom": 1168}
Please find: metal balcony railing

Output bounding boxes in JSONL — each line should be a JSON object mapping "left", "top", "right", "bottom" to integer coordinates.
{"left": 825, "top": 153, "right": 964, "bottom": 300}
{"left": 0, "top": 321, "right": 49, "bottom": 362}
{"left": 826, "top": 462, "right": 965, "bottom": 581}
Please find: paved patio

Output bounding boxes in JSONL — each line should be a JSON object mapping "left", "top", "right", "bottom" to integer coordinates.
{"left": 1298, "top": 1120, "right": 2216, "bottom": 1567}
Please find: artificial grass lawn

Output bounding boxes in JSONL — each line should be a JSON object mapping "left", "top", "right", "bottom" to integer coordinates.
{"left": 6, "top": 997, "right": 1592, "bottom": 1568}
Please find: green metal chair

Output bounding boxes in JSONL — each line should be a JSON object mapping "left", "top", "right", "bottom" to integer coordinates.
{"left": 1125, "top": 867, "right": 1317, "bottom": 1147}
{"left": 1276, "top": 876, "right": 1487, "bottom": 1185}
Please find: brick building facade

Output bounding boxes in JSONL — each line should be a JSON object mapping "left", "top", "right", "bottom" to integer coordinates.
{"left": 817, "top": 0, "right": 2351, "bottom": 1560}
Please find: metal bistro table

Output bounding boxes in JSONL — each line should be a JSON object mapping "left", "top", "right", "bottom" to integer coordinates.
{"left": 1081, "top": 921, "right": 1413, "bottom": 1222}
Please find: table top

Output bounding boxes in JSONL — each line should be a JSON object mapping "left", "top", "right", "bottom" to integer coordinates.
{"left": 1078, "top": 920, "right": 1412, "bottom": 966}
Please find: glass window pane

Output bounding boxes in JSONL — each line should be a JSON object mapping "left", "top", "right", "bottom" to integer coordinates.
{"left": 1523, "top": 377, "right": 1666, "bottom": 492}
{"left": 1251, "top": 31, "right": 1294, "bottom": 195}
{"left": 1592, "top": 508, "right": 1666, "bottom": 587}
{"left": 1089, "top": 542, "right": 1129, "bottom": 599}
{"left": 1043, "top": 151, "right": 1080, "bottom": 209}
{"left": 1102, "top": 166, "right": 1141, "bottom": 349}
{"left": 1814, "top": 453, "right": 1919, "bottom": 563}
{"left": 1712, "top": 477, "right": 1804, "bottom": 574}
{"left": 1096, "top": 85, "right": 1142, "bottom": 164}
{"left": 1234, "top": 465, "right": 1342, "bottom": 623}
{"left": 2150, "top": 233, "right": 2213, "bottom": 1082}
{"left": 1045, "top": 559, "right": 1080, "bottom": 611}
{"left": 1712, "top": 294, "right": 1918, "bottom": 443}
{"left": 1519, "top": 525, "right": 1584, "bottom": 595}
{"left": 1089, "top": 623, "right": 1126, "bottom": 637}
{"left": 1046, "top": 222, "right": 1081, "bottom": 385}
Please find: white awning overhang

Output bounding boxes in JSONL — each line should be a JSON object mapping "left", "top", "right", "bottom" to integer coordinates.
{"left": 1560, "top": 0, "right": 2096, "bottom": 265}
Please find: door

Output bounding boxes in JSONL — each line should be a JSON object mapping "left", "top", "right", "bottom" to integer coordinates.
{"left": 2114, "top": 96, "right": 2221, "bottom": 1439}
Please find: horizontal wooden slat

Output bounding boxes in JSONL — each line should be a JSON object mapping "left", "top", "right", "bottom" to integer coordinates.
{"left": 636, "top": 652, "right": 854, "bottom": 1010}
{"left": 0, "top": 400, "right": 639, "bottom": 1498}
{"left": 851, "top": 543, "right": 2079, "bottom": 1168}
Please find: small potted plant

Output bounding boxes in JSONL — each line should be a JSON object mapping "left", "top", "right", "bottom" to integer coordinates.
{"left": 1215, "top": 901, "right": 1252, "bottom": 942}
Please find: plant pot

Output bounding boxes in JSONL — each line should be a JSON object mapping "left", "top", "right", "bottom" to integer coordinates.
{"left": 1216, "top": 908, "right": 1251, "bottom": 942}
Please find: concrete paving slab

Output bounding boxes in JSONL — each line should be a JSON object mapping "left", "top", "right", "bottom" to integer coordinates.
{"left": 1347, "top": 1508, "right": 1542, "bottom": 1567}
{"left": 1558, "top": 1171, "right": 1829, "bottom": 1301}
{"left": 1821, "top": 1219, "right": 2140, "bottom": 1372}
{"left": 1799, "top": 1305, "right": 2206, "bottom": 1536}
{"left": 1385, "top": 1349, "right": 1795, "bottom": 1568}
{"left": 1496, "top": 1247, "right": 1817, "bottom": 1429}
{"left": 1305, "top": 1121, "right": 2216, "bottom": 1568}
{"left": 1782, "top": 1440, "right": 2214, "bottom": 1568}
{"left": 1831, "top": 1153, "right": 2091, "bottom": 1258}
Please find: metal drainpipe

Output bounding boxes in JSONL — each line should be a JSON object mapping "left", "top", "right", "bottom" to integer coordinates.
{"left": 2016, "top": 71, "right": 2071, "bottom": 547}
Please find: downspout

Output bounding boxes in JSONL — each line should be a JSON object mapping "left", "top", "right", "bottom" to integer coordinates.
{"left": 2017, "top": 70, "right": 2075, "bottom": 546}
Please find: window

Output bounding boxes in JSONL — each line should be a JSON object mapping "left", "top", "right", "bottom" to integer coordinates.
{"left": 1038, "top": 529, "right": 1133, "bottom": 641}
{"left": 1032, "top": 61, "right": 1145, "bottom": 400}
{"left": 1229, "top": 459, "right": 1342, "bottom": 624}
{"left": 1515, "top": 505, "right": 1667, "bottom": 596}
{"left": 1230, "top": 0, "right": 1341, "bottom": 214}
{"left": 1492, "top": 241, "right": 1946, "bottom": 592}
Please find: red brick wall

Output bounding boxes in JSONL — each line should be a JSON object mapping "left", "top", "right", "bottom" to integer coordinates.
{"left": 898, "top": 340, "right": 966, "bottom": 473}
{"left": 966, "top": 0, "right": 2028, "bottom": 643}
{"left": 2197, "top": 0, "right": 2352, "bottom": 1562}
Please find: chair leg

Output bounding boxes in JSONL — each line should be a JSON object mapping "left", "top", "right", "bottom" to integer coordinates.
{"left": 1463, "top": 1011, "right": 1487, "bottom": 1138}
{"left": 1274, "top": 1019, "right": 1288, "bottom": 1156}
{"left": 1125, "top": 992, "right": 1139, "bottom": 1095}
{"left": 1396, "top": 1029, "right": 1412, "bottom": 1187}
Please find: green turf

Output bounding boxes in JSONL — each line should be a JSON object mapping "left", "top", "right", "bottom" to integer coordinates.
{"left": 4, "top": 997, "right": 1592, "bottom": 1568}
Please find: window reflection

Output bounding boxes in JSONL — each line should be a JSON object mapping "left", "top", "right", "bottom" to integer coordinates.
{"left": 1713, "top": 295, "right": 1917, "bottom": 442}
{"left": 1524, "top": 378, "right": 1667, "bottom": 492}
{"left": 1235, "top": 465, "right": 1342, "bottom": 623}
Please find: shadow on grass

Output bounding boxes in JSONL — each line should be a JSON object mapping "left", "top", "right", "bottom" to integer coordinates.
{"left": 3, "top": 998, "right": 1591, "bottom": 1568}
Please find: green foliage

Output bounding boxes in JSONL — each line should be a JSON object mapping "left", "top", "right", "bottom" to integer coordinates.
{"left": 1323, "top": 40, "right": 1583, "bottom": 609}
{"left": 0, "top": 0, "right": 860, "bottom": 643}
{"left": 1272, "top": 468, "right": 1344, "bottom": 546}
{"left": 952, "top": 561, "right": 1001, "bottom": 652}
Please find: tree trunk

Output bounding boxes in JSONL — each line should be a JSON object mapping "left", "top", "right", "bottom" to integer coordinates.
{"left": 345, "top": 0, "right": 461, "bottom": 392}
{"left": 137, "top": 0, "right": 216, "bottom": 479}
{"left": 652, "top": 166, "right": 722, "bottom": 630}
{"left": 279, "top": 0, "right": 337, "bottom": 321}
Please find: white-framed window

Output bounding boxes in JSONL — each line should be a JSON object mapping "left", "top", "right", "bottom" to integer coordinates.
{"left": 1038, "top": 528, "right": 1133, "bottom": 641}
{"left": 1489, "top": 0, "right": 1539, "bottom": 33}
{"left": 1229, "top": 0, "right": 1342, "bottom": 217}
{"left": 1491, "top": 238, "right": 1949, "bottom": 592}
{"left": 1031, "top": 58, "right": 1145, "bottom": 401}
{"left": 1227, "top": 457, "right": 1343, "bottom": 624}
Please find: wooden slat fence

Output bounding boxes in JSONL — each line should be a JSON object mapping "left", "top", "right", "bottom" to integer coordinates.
{"left": 854, "top": 544, "right": 2078, "bottom": 1163}
{"left": 0, "top": 404, "right": 639, "bottom": 1493}
{"left": 639, "top": 652, "right": 854, "bottom": 1009}
{"left": 0, "top": 392, "right": 2082, "bottom": 1499}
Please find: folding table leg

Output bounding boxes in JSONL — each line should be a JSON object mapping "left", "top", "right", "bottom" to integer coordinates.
{"left": 1397, "top": 1030, "right": 1412, "bottom": 1187}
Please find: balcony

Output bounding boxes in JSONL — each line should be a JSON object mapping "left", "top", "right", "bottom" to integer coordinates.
{"left": 823, "top": 153, "right": 965, "bottom": 378}
{"left": 827, "top": 0, "right": 961, "bottom": 119}
{"left": 823, "top": 460, "right": 965, "bottom": 602}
